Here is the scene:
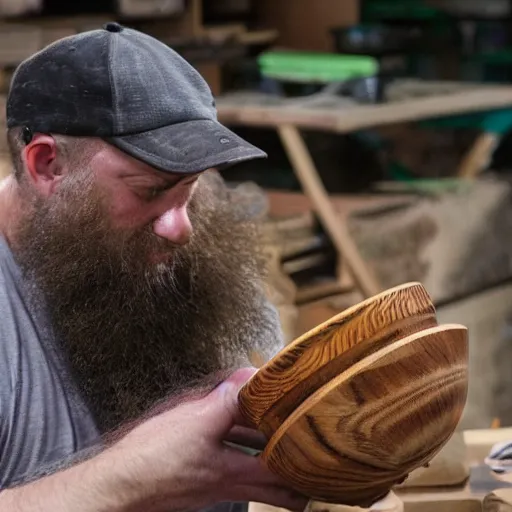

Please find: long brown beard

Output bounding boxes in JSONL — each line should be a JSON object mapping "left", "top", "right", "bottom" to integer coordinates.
{"left": 12, "top": 168, "right": 282, "bottom": 434}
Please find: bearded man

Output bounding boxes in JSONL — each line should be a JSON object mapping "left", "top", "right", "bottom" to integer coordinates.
{"left": 0, "top": 22, "right": 307, "bottom": 512}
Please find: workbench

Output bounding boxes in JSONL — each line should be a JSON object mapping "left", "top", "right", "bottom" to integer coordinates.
{"left": 216, "top": 84, "right": 512, "bottom": 299}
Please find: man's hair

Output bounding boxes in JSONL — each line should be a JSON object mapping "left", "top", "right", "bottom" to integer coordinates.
{"left": 7, "top": 127, "right": 99, "bottom": 181}
{"left": 6, "top": 127, "right": 25, "bottom": 180}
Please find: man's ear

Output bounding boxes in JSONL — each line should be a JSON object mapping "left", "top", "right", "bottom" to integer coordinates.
{"left": 22, "top": 134, "right": 67, "bottom": 197}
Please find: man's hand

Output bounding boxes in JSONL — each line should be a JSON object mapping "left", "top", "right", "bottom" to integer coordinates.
{"left": 0, "top": 368, "right": 308, "bottom": 512}
{"left": 109, "top": 367, "right": 307, "bottom": 512}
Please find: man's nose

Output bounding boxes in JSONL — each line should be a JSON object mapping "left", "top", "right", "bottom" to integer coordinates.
{"left": 153, "top": 206, "right": 192, "bottom": 246}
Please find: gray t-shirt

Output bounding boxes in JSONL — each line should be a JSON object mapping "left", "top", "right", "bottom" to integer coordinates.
{"left": 0, "top": 236, "right": 99, "bottom": 488}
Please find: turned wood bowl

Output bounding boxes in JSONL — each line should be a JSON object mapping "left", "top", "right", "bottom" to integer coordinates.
{"left": 237, "top": 284, "right": 469, "bottom": 507}
{"left": 239, "top": 282, "right": 437, "bottom": 437}
{"left": 259, "top": 325, "right": 468, "bottom": 506}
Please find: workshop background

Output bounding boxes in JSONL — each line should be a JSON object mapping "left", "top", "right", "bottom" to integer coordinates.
{"left": 4, "top": 3, "right": 512, "bottom": 508}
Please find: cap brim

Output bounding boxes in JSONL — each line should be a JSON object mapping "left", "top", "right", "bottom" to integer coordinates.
{"left": 106, "top": 119, "right": 267, "bottom": 174}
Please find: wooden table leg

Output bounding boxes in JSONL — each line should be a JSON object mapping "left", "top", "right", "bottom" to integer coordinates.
{"left": 277, "top": 124, "right": 381, "bottom": 299}
{"left": 458, "top": 132, "right": 501, "bottom": 179}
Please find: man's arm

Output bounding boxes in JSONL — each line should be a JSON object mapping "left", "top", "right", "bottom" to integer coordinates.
{"left": 0, "top": 447, "right": 139, "bottom": 512}
{"left": 0, "top": 369, "right": 307, "bottom": 512}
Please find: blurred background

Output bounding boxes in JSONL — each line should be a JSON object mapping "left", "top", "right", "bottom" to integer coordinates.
{"left": 3, "top": 0, "right": 512, "bottom": 432}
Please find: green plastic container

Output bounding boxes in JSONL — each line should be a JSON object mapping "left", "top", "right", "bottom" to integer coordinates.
{"left": 257, "top": 51, "right": 378, "bottom": 83}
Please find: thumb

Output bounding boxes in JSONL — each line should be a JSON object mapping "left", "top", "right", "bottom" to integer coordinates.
{"left": 204, "top": 367, "right": 258, "bottom": 436}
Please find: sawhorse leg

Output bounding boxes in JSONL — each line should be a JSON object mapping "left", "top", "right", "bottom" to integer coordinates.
{"left": 277, "top": 124, "right": 381, "bottom": 299}
{"left": 458, "top": 132, "right": 501, "bottom": 179}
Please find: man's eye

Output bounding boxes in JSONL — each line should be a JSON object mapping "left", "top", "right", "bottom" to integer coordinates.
{"left": 146, "top": 186, "right": 167, "bottom": 199}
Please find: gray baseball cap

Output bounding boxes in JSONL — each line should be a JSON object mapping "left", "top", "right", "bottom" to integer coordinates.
{"left": 6, "top": 22, "right": 267, "bottom": 174}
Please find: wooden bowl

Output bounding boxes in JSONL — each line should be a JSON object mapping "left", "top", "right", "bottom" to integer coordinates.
{"left": 260, "top": 324, "right": 469, "bottom": 507}
{"left": 239, "top": 282, "right": 437, "bottom": 437}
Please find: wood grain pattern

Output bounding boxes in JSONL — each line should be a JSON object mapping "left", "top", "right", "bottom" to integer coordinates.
{"left": 239, "top": 282, "right": 436, "bottom": 431}
{"left": 261, "top": 325, "right": 469, "bottom": 507}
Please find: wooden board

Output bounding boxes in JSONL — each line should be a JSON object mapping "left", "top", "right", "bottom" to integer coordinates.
{"left": 216, "top": 87, "right": 512, "bottom": 134}
{"left": 265, "top": 191, "right": 415, "bottom": 224}
{"left": 464, "top": 429, "right": 512, "bottom": 465}
{"left": 398, "top": 486, "right": 483, "bottom": 512}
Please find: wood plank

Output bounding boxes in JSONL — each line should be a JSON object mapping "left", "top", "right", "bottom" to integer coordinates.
{"left": 464, "top": 428, "right": 512, "bottom": 465}
{"left": 282, "top": 253, "right": 329, "bottom": 275}
{"left": 217, "top": 87, "right": 512, "bottom": 134}
{"left": 237, "top": 29, "right": 278, "bottom": 46}
{"left": 295, "top": 279, "right": 350, "bottom": 305}
{"left": 266, "top": 190, "right": 415, "bottom": 224}
{"left": 465, "top": 428, "right": 512, "bottom": 446}
{"left": 398, "top": 486, "right": 483, "bottom": 512}
{"left": 279, "top": 235, "right": 327, "bottom": 261}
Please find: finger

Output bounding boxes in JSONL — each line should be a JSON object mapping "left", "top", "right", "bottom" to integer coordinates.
{"left": 201, "top": 367, "right": 259, "bottom": 437}
{"left": 226, "top": 367, "right": 259, "bottom": 388}
{"left": 221, "top": 444, "right": 297, "bottom": 489}
{"left": 224, "top": 425, "right": 268, "bottom": 452}
{"left": 223, "top": 367, "right": 259, "bottom": 428}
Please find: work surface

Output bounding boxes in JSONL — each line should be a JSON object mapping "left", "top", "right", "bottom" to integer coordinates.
{"left": 216, "top": 82, "right": 512, "bottom": 133}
